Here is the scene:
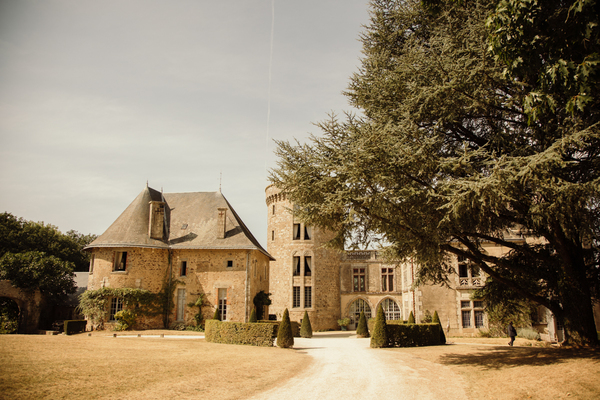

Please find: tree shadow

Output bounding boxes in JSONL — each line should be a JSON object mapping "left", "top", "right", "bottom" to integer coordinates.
{"left": 438, "top": 346, "right": 600, "bottom": 369}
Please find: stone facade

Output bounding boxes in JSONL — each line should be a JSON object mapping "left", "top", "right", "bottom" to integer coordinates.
{"left": 86, "top": 185, "right": 272, "bottom": 330}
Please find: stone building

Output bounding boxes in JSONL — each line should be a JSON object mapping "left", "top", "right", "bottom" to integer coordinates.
{"left": 85, "top": 184, "right": 272, "bottom": 329}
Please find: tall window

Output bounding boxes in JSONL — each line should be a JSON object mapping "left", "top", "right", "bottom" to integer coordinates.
{"left": 474, "top": 310, "right": 484, "bottom": 328}
{"left": 353, "top": 268, "right": 366, "bottom": 292}
{"left": 304, "top": 256, "right": 312, "bottom": 276}
{"left": 293, "top": 286, "right": 301, "bottom": 308}
{"left": 293, "top": 224, "right": 301, "bottom": 240}
{"left": 89, "top": 255, "right": 95, "bottom": 273}
{"left": 381, "top": 298, "right": 401, "bottom": 321}
{"left": 293, "top": 256, "right": 301, "bottom": 276}
{"left": 381, "top": 268, "right": 394, "bottom": 292}
{"left": 180, "top": 261, "right": 187, "bottom": 277}
{"left": 109, "top": 298, "right": 123, "bottom": 321}
{"left": 304, "top": 287, "right": 312, "bottom": 308}
{"left": 462, "top": 310, "right": 471, "bottom": 328}
{"left": 349, "top": 299, "right": 371, "bottom": 325}
{"left": 176, "top": 289, "right": 186, "bottom": 321}
{"left": 304, "top": 226, "right": 312, "bottom": 240}
{"left": 113, "top": 251, "right": 127, "bottom": 271}
{"left": 218, "top": 288, "right": 227, "bottom": 321}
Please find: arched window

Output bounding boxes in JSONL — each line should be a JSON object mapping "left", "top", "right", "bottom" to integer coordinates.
{"left": 349, "top": 298, "right": 371, "bottom": 325}
{"left": 381, "top": 298, "right": 402, "bottom": 321}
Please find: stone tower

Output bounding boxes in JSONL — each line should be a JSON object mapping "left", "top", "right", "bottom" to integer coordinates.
{"left": 265, "top": 185, "right": 341, "bottom": 330}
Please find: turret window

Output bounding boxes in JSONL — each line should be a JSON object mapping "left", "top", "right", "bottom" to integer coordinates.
{"left": 113, "top": 251, "right": 127, "bottom": 272}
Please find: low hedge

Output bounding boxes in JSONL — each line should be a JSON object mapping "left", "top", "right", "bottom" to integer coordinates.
{"left": 205, "top": 320, "right": 277, "bottom": 347}
{"left": 367, "top": 319, "right": 406, "bottom": 332}
{"left": 64, "top": 320, "right": 87, "bottom": 335}
{"left": 259, "top": 320, "right": 301, "bottom": 337}
{"left": 386, "top": 323, "right": 441, "bottom": 347}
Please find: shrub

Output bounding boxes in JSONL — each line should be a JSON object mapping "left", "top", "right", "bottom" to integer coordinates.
{"left": 212, "top": 307, "right": 220, "bottom": 321}
{"left": 370, "top": 305, "right": 388, "bottom": 348}
{"left": 205, "top": 320, "right": 277, "bottom": 347}
{"left": 249, "top": 308, "right": 258, "bottom": 323}
{"left": 277, "top": 309, "right": 294, "bottom": 348}
{"left": 64, "top": 320, "right": 87, "bottom": 335}
{"left": 252, "top": 290, "right": 271, "bottom": 320}
{"left": 337, "top": 317, "right": 350, "bottom": 328}
{"left": 432, "top": 310, "right": 446, "bottom": 344}
{"left": 260, "top": 320, "right": 301, "bottom": 337}
{"left": 518, "top": 327, "right": 541, "bottom": 341}
{"left": 113, "top": 310, "right": 136, "bottom": 331}
{"left": 408, "top": 311, "right": 415, "bottom": 324}
{"left": 386, "top": 323, "right": 441, "bottom": 347}
{"left": 356, "top": 311, "right": 369, "bottom": 338}
{"left": 300, "top": 311, "right": 313, "bottom": 338}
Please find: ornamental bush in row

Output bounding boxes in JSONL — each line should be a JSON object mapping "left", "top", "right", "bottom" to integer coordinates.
{"left": 205, "top": 320, "right": 278, "bottom": 347}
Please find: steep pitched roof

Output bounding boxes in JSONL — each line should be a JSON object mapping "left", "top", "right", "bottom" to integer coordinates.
{"left": 86, "top": 185, "right": 273, "bottom": 260}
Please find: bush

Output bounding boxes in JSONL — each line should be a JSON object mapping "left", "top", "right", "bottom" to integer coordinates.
{"left": 212, "top": 307, "right": 220, "bottom": 320}
{"left": 205, "top": 320, "right": 277, "bottom": 347}
{"left": 518, "top": 327, "right": 541, "bottom": 341}
{"left": 386, "top": 323, "right": 441, "bottom": 347}
{"left": 370, "top": 305, "right": 388, "bottom": 348}
{"left": 249, "top": 308, "right": 258, "bottom": 323}
{"left": 356, "top": 311, "right": 369, "bottom": 338}
{"left": 114, "top": 310, "right": 136, "bottom": 331}
{"left": 277, "top": 308, "right": 294, "bottom": 348}
{"left": 408, "top": 311, "right": 415, "bottom": 324}
{"left": 64, "top": 320, "right": 87, "bottom": 335}
{"left": 432, "top": 310, "right": 446, "bottom": 344}
{"left": 300, "top": 311, "right": 312, "bottom": 338}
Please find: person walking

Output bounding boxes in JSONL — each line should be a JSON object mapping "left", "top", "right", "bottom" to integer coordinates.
{"left": 507, "top": 322, "right": 517, "bottom": 346}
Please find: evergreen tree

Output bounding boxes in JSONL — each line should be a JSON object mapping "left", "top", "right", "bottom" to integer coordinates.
{"left": 356, "top": 310, "right": 369, "bottom": 338}
{"left": 432, "top": 310, "right": 446, "bottom": 345}
{"left": 370, "top": 305, "right": 388, "bottom": 348}
{"left": 270, "top": 0, "right": 600, "bottom": 346}
{"left": 300, "top": 310, "right": 313, "bottom": 338}
{"left": 277, "top": 308, "right": 294, "bottom": 348}
{"left": 249, "top": 308, "right": 257, "bottom": 323}
{"left": 212, "top": 307, "right": 220, "bottom": 321}
{"left": 408, "top": 311, "right": 415, "bottom": 325}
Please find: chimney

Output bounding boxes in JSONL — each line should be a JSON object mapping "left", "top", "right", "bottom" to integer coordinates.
{"left": 217, "top": 207, "right": 227, "bottom": 239}
{"left": 149, "top": 201, "right": 165, "bottom": 240}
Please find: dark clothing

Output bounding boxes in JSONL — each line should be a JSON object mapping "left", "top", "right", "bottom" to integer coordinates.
{"left": 507, "top": 324, "right": 517, "bottom": 346}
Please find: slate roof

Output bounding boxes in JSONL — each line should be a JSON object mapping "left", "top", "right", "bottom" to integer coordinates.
{"left": 86, "top": 185, "right": 273, "bottom": 260}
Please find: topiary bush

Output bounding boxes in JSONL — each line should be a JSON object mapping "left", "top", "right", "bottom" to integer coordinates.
{"left": 277, "top": 308, "right": 294, "bottom": 348}
{"left": 356, "top": 311, "right": 369, "bottom": 338}
{"left": 432, "top": 310, "right": 446, "bottom": 344}
{"left": 212, "top": 307, "right": 221, "bottom": 321}
{"left": 249, "top": 308, "right": 258, "bottom": 323}
{"left": 370, "top": 305, "right": 388, "bottom": 348}
{"left": 300, "top": 310, "right": 313, "bottom": 338}
{"left": 408, "top": 311, "right": 415, "bottom": 324}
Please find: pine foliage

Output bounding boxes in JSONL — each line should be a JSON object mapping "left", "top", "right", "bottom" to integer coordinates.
{"left": 356, "top": 310, "right": 369, "bottom": 338}
{"left": 300, "top": 310, "right": 313, "bottom": 338}
{"left": 277, "top": 308, "right": 294, "bottom": 348}
{"left": 370, "top": 305, "right": 388, "bottom": 348}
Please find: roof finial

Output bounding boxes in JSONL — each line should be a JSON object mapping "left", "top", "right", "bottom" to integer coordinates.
{"left": 219, "top": 171, "right": 222, "bottom": 193}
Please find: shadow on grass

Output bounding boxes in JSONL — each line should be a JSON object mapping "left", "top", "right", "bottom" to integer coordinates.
{"left": 438, "top": 346, "right": 600, "bottom": 369}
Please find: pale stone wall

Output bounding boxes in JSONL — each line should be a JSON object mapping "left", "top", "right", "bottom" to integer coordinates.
{"left": 87, "top": 246, "right": 267, "bottom": 329}
{"left": 266, "top": 185, "right": 341, "bottom": 330}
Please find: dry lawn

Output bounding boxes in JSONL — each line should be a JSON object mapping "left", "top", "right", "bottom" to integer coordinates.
{"left": 1, "top": 333, "right": 599, "bottom": 400}
{"left": 0, "top": 331, "right": 309, "bottom": 400}
{"left": 394, "top": 337, "right": 600, "bottom": 400}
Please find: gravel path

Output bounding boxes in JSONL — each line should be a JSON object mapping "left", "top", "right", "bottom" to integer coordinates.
{"left": 249, "top": 332, "right": 468, "bottom": 400}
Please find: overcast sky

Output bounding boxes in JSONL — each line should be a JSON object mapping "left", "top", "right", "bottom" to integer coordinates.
{"left": 0, "top": 0, "right": 369, "bottom": 248}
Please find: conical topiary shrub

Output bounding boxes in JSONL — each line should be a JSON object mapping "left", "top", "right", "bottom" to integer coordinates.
{"left": 370, "top": 305, "right": 388, "bottom": 348}
{"left": 356, "top": 311, "right": 369, "bottom": 338}
{"left": 432, "top": 310, "right": 446, "bottom": 344}
{"left": 213, "top": 307, "right": 221, "bottom": 321}
{"left": 277, "top": 308, "right": 294, "bottom": 348}
{"left": 408, "top": 311, "right": 415, "bottom": 324}
{"left": 249, "top": 308, "right": 258, "bottom": 323}
{"left": 300, "top": 310, "right": 313, "bottom": 338}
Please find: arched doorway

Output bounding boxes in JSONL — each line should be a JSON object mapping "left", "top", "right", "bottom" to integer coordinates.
{"left": 380, "top": 298, "right": 402, "bottom": 321}
{"left": 348, "top": 298, "right": 372, "bottom": 329}
{"left": 0, "top": 297, "right": 20, "bottom": 334}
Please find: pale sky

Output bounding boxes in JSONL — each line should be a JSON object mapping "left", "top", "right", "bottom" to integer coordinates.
{"left": 0, "top": 0, "right": 369, "bottom": 248}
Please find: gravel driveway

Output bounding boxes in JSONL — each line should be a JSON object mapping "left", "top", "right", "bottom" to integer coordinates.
{"left": 249, "top": 331, "right": 468, "bottom": 400}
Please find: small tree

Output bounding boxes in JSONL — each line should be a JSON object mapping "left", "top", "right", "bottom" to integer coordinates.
{"left": 277, "top": 308, "right": 294, "bottom": 348}
{"left": 252, "top": 290, "right": 272, "bottom": 320}
{"left": 300, "top": 310, "right": 312, "bottom": 338}
{"left": 370, "top": 305, "right": 387, "bottom": 348}
{"left": 212, "top": 307, "right": 221, "bottom": 321}
{"left": 432, "top": 310, "right": 446, "bottom": 345}
{"left": 249, "top": 308, "right": 258, "bottom": 323}
{"left": 356, "top": 311, "right": 369, "bottom": 338}
{"left": 408, "top": 311, "right": 415, "bottom": 324}
{"left": 187, "top": 294, "right": 206, "bottom": 327}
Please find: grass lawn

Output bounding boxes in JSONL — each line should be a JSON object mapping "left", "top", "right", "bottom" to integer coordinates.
{"left": 0, "top": 331, "right": 309, "bottom": 400}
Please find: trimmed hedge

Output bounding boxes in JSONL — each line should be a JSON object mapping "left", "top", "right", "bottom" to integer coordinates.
{"left": 386, "top": 323, "right": 441, "bottom": 347}
{"left": 64, "top": 320, "right": 87, "bottom": 335}
{"left": 259, "top": 320, "right": 301, "bottom": 337}
{"left": 205, "top": 320, "right": 277, "bottom": 347}
{"left": 368, "top": 319, "right": 405, "bottom": 332}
